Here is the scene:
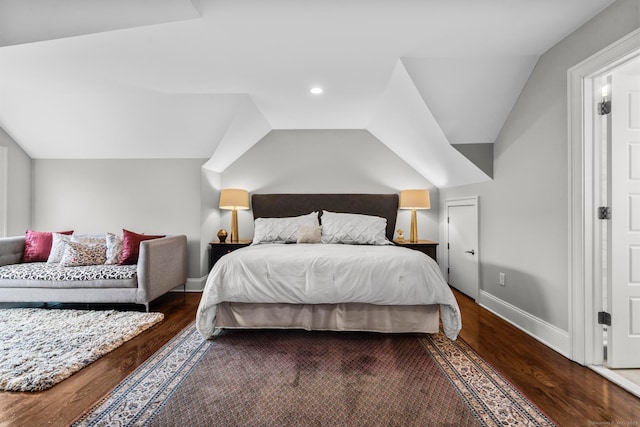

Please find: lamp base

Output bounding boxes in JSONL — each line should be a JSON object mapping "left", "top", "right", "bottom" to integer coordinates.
{"left": 230, "top": 209, "right": 239, "bottom": 242}
{"left": 409, "top": 208, "right": 418, "bottom": 243}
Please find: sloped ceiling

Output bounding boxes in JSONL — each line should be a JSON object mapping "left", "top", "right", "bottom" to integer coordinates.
{"left": 0, "top": 0, "right": 614, "bottom": 187}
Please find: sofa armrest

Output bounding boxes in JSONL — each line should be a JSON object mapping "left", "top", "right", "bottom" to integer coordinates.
{"left": 0, "top": 236, "right": 25, "bottom": 266}
{"left": 136, "top": 235, "right": 188, "bottom": 306}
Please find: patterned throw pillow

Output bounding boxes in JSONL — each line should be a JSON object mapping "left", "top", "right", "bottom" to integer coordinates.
{"left": 47, "top": 232, "right": 73, "bottom": 264}
{"left": 60, "top": 242, "right": 108, "bottom": 267}
{"left": 320, "top": 211, "right": 391, "bottom": 245}
{"left": 105, "top": 233, "right": 123, "bottom": 265}
{"left": 72, "top": 234, "right": 107, "bottom": 245}
{"left": 252, "top": 212, "right": 319, "bottom": 244}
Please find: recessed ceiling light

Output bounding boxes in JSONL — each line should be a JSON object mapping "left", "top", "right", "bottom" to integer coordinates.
{"left": 310, "top": 87, "right": 323, "bottom": 94}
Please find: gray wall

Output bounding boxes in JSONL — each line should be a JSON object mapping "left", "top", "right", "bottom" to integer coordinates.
{"left": 218, "top": 129, "right": 440, "bottom": 244}
{"left": 439, "top": 0, "right": 640, "bottom": 333}
{"left": 0, "top": 126, "right": 31, "bottom": 236}
{"left": 452, "top": 143, "right": 493, "bottom": 178}
{"left": 200, "top": 167, "right": 221, "bottom": 277}
{"left": 32, "top": 158, "right": 207, "bottom": 278}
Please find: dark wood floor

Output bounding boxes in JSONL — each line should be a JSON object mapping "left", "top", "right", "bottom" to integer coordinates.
{"left": 0, "top": 290, "right": 638, "bottom": 427}
{"left": 454, "top": 289, "right": 640, "bottom": 426}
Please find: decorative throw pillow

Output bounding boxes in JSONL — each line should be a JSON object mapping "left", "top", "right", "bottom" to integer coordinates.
{"left": 320, "top": 211, "right": 390, "bottom": 245}
{"left": 72, "top": 234, "right": 107, "bottom": 245}
{"left": 105, "top": 233, "right": 123, "bottom": 265}
{"left": 47, "top": 232, "right": 73, "bottom": 264}
{"left": 118, "top": 229, "right": 165, "bottom": 265}
{"left": 297, "top": 225, "right": 322, "bottom": 244}
{"left": 22, "top": 229, "right": 74, "bottom": 263}
{"left": 60, "top": 241, "right": 108, "bottom": 267}
{"left": 252, "top": 212, "right": 319, "bottom": 244}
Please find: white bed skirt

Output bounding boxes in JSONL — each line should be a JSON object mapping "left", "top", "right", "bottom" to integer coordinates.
{"left": 215, "top": 302, "right": 440, "bottom": 334}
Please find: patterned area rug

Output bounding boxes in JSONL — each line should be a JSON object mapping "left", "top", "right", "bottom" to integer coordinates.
{"left": 0, "top": 308, "right": 163, "bottom": 392}
{"left": 74, "top": 324, "right": 555, "bottom": 427}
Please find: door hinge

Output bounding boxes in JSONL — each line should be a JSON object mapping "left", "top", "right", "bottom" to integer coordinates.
{"left": 598, "top": 100, "right": 611, "bottom": 115}
{"left": 598, "top": 311, "right": 611, "bottom": 326}
{"left": 598, "top": 206, "right": 611, "bottom": 220}
{"left": 447, "top": 267, "right": 450, "bottom": 275}
{"left": 447, "top": 243, "right": 450, "bottom": 250}
{"left": 447, "top": 217, "right": 450, "bottom": 223}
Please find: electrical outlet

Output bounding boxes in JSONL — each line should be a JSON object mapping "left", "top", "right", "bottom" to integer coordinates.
{"left": 499, "top": 273, "right": 506, "bottom": 286}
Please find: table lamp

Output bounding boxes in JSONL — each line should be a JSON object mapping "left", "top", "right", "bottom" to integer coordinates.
{"left": 399, "top": 189, "right": 431, "bottom": 243}
{"left": 219, "top": 188, "right": 250, "bottom": 242}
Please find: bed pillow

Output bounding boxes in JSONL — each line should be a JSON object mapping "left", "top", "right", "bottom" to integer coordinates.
{"left": 118, "top": 229, "right": 165, "bottom": 265}
{"left": 252, "top": 212, "right": 319, "bottom": 244}
{"left": 47, "top": 232, "right": 73, "bottom": 264}
{"left": 60, "top": 241, "right": 108, "bottom": 267}
{"left": 320, "top": 211, "right": 391, "bottom": 245}
{"left": 22, "top": 229, "right": 74, "bottom": 263}
{"left": 297, "top": 225, "right": 322, "bottom": 244}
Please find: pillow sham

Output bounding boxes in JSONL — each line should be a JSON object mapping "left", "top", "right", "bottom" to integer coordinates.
{"left": 47, "top": 232, "right": 73, "bottom": 264}
{"left": 320, "top": 210, "right": 390, "bottom": 245}
{"left": 22, "top": 229, "right": 74, "bottom": 263}
{"left": 297, "top": 225, "right": 322, "bottom": 244}
{"left": 60, "top": 241, "right": 107, "bottom": 267}
{"left": 252, "top": 212, "right": 319, "bottom": 244}
{"left": 118, "top": 229, "right": 165, "bottom": 265}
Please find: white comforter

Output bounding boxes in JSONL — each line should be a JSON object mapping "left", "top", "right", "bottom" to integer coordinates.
{"left": 196, "top": 244, "right": 461, "bottom": 340}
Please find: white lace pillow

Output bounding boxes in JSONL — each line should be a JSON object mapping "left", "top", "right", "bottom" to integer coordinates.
{"left": 47, "top": 232, "right": 73, "bottom": 264}
{"left": 320, "top": 210, "right": 391, "bottom": 245}
{"left": 105, "top": 233, "right": 123, "bottom": 265}
{"left": 252, "top": 212, "right": 319, "bottom": 244}
{"left": 297, "top": 225, "right": 322, "bottom": 244}
{"left": 60, "top": 241, "right": 108, "bottom": 267}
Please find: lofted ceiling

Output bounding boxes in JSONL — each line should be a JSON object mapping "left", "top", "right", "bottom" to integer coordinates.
{"left": 0, "top": 0, "right": 615, "bottom": 187}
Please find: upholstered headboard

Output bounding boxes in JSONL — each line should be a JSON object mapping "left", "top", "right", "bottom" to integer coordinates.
{"left": 251, "top": 193, "right": 399, "bottom": 241}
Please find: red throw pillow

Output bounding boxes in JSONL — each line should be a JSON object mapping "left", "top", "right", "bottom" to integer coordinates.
{"left": 22, "top": 229, "right": 73, "bottom": 263}
{"left": 118, "top": 229, "right": 165, "bottom": 265}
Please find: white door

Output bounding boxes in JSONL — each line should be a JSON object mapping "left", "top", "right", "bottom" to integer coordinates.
{"left": 608, "top": 58, "right": 640, "bottom": 368}
{"left": 447, "top": 199, "right": 478, "bottom": 300}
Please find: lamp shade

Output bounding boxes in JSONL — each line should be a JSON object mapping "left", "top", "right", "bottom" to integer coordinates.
{"left": 399, "top": 190, "right": 430, "bottom": 209}
{"left": 219, "top": 188, "right": 250, "bottom": 210}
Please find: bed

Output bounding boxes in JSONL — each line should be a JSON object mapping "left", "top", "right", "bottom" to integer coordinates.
{"left": 196, "top": 193, "right": 461, "bottom": 340}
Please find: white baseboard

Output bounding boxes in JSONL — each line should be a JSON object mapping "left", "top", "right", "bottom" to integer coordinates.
{"left": 170, "top": 276, "right": 207, "bottom": 293}
{"left": 478, "top": 290, "right": 570, "bottom": 358}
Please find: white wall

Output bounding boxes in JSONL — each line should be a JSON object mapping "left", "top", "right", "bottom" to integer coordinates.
{"left": 219, "top": 129, "right": 439, "bottom": 244}
{"left": 0, "top": 126, "right": 31, "bottom": 236}
{"left": 439, "top": 0, "right": 639, "bottom": 352}
{"left": 32, "top": 159, "right": 207, "bottom": 279}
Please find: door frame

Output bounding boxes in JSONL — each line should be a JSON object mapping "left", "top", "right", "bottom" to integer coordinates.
{"left": 444, "top": 196, "right": 479, "bottom": 301}
{"left": 568, "top": 28, "right": 640, "bottom": 365}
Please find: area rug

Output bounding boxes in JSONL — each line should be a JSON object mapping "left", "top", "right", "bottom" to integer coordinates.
{"left": 74, "top": 324, "right": 555, "bottom": 427}
{"left": 0, "top": 308, "right": 163, "bottom": 392}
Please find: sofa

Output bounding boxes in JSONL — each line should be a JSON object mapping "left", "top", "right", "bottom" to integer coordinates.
{"left": 0, "top": 234, "right": 188, "bottom": 311}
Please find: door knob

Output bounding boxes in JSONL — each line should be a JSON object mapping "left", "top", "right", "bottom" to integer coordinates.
{"left": 465, "top": 249, "right": 475, "bottom": 255}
